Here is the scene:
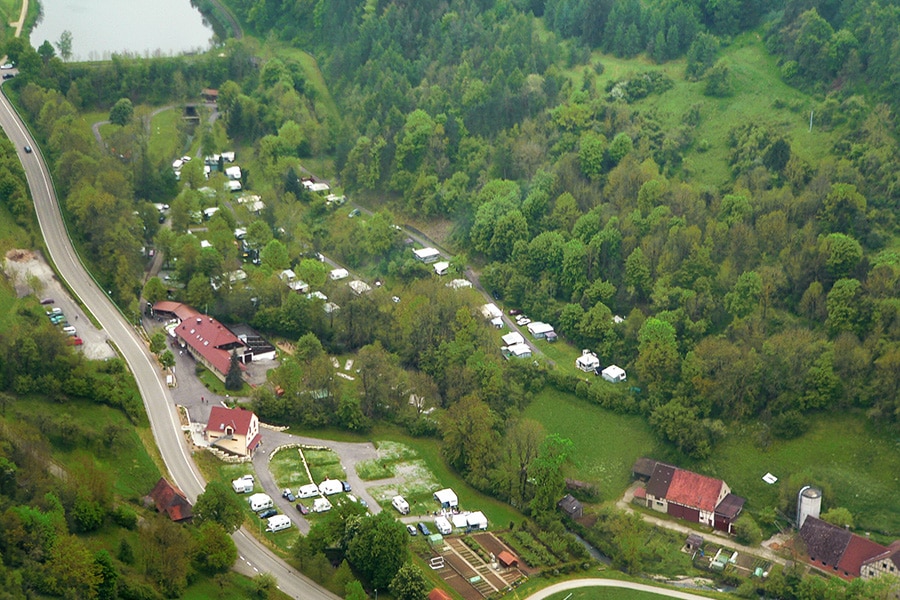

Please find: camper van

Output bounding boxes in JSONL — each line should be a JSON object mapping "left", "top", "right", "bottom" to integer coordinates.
{"left": 265, "top": 514, "right": 292, "bottom": 533}
{"left": 248, "top": 493, "right": 273, "bottom": 512}
{"left": 232, "top": 477, "right": 253, "bottom": 493}
{"left": 392, "top": 495, "right": 410, "bottom": 515}
{"left": 313, "top": 497, "right": 332, "bottom": 513}
{"left": 434, "top": 515, "right": 452, "bottom": 535}
{"left": 297, "top": 483, "right": 320, "bottom": 499}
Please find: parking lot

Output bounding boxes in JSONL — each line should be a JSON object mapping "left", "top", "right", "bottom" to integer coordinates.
{"left": 4, "top": 249, "right": 116, "bottom": 360}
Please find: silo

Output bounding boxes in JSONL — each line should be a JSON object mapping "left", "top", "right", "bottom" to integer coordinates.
{"left": 797, "top": 486, "right": 822, "bottom": 528}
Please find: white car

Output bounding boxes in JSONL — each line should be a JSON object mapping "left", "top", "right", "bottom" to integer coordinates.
{"left": 0, "top": 63, "right": 13, "bottom": 70}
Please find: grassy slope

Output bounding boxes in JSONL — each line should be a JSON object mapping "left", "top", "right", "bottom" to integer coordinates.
{"left": 580, "top": 32, "right": 837, "bottom": 188}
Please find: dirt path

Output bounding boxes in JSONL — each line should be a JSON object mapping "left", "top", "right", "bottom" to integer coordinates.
{"left": 9, "top": 0, "right": 27, "bottom": 37}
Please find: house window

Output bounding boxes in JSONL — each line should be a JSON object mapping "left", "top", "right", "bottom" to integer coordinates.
{"left": 869, "top": 570, "right": 874, "bottom": 576}
{"left": 883, "top": 563, "right": 888, "bottom": 569}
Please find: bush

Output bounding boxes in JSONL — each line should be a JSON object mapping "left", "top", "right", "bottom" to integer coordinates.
{"left": 112, "top": 504, "right": 138, "bottom": 529}
{"left": 734, "top": 514, "right": 763, "bottom": 546}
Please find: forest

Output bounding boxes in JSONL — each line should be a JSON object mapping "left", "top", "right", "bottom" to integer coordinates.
{"left": 3, "top": 0, "right": 900, "bottom": 596}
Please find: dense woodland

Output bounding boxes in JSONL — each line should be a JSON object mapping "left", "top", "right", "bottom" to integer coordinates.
{"left": 4, "top": 0, "right": 900, "bottom": 596}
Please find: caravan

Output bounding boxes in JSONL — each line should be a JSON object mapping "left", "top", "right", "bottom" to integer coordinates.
{"left": 265, "top": 514, "right": 292, "bottom": 533}
{"left": 392, "top": 495, "right": 410, "bottom": 515}
{"left": 434, "top": 515, "right": 452, "bottom": 535}
{"left": 248, "top": 493, "right": 273, "bottom": 512}
{"left": 297, "top": 483, "right": 320, "bottom": 499}
{"left": 232, "top": 477, "right": 253, "bottom": 493}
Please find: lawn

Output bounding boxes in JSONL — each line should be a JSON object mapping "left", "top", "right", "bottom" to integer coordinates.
{"left": 183, "top": 571, "right": 292, "bottom": 600}
{"left": 148, "top": 106, "right": 188, "bottom": 162}
{"left": 303, "top": 447, "right": 346, "bottom": 482}
{"left": 269, "top": 445, "right": 314, "bottom": 490}
{"left": 691, "top": 413, "right": 900, "bottom": 536}
{"left": 523, "top": 388, "right": 662, "bottom": 501}
{"left": 368, "top": 459, "right": 441, "bottom": 515}
{"left": 355, "top": 440, "right": 419, "bottom": 480}
{"left": 544, "top": 585, "right": 717, "bottom": 599}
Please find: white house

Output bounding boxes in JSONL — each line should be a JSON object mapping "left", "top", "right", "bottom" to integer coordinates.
{"left": 413, "top": 247, "right": 441, "bottom": 264}
{"left": 502, "top": 332, "right": 525, "bottom": 346}
{"left": 503, "top": 343, "right": 532, "bottom": 359}
{"left": 481, "top": 303, "right": 503, "bottom": 320}
{"left": 576, "top": 350, "right": 600, "bottom": 372}
{"left": 434, "top": 488, "right": 458, "bottom": 508}
{"left": 433, "top": 261, "right": 450, "bottom": 276}
{"left": 329, "top": 268, "right": 349, "bottom": 281}
{"left": 601, "top": 364, "right": 627, "bottom": 383}
{"left": 527, "top": 321, "right": 555, "bottom": 339}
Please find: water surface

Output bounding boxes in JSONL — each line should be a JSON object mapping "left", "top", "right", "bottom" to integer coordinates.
{"left": 31, "top": 0, "right": 214, "bottom": 61}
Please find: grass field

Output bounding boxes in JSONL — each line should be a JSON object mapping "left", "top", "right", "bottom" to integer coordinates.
{"left": 304, "top": 447, "right": 346, "bottom": 482}
{"left": 577, "top": 32, "right": 838, "bottom": 189}
{"left": 694, "top": 413, "right": 900, "bottom": 536}
{"left": 543, "top": 585, "right": 717, "bottom": 599}
{"left": 524, "top": 388, "right": 661, "bottom": 501}
{"left": 269, "top": 446, "right": 314, "bottom": 490}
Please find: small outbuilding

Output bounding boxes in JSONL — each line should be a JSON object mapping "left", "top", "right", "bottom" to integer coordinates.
{"left": 557, "top": 494, "right": 583, "bottom": 519}
{"left": 433, "top": 261, "right": 450, "bottom": 276}
{"left": 429, "top": 589, "right": 453, "bottom": 600}
{"left": 498, "top": 551, "right": 519, "bottom": 568}
{"left": 601, "top": 364, "right": 627, "bottom": 383}
{"left": 148, "top": 478, "right": 193, "bottom": 522}
{"left": 413, "top": 247, "right": 441, "bottom": 264}
{"left": 575, "top": 349, "right": 600, "bottom": 372}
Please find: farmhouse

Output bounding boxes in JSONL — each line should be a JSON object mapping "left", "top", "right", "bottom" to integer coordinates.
{"left": 148, "top": 478, "right": 193, "bottom": 522}
{"left": 413, "top": 247, "right": 441, "bottom": 263}
{"left": 205, "top": 406, "right": 261, "bottom": 457}
{"left": 575, "top": 349, "right": 600, "bottom": 372}
{"left": 800, "top": 516, "right": 900, "bottom": 581}
{"left": 601, "top": 364, "right": 627, "bottom": 383}
{"left": 636, "top": 459, "right": 745, "bottom": 533}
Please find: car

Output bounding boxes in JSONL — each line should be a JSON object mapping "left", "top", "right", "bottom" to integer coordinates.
{"left": 348, "top": 208, "right": 361, "bottom": 218}
{"left": 23, "top": 145, "right": 31, "bottom": 154}
{"left": 158, "top": 214, "right": 166, "bottom": 223}
{"left": 341, "top": 480, "right": 352, "bottom": 492}
{"left": 69, "top": 337, "right": 84, "bottom": 346}
{"left": 406, "top": 524, "right": 417, "bottom": 536}
{"left": 50, "top": 316, "right": 65, "bottom": 324}
{"left": 508, "top": 309, "right": 522, "bottom": 316}
{"left": 0, "top": 63, "right": 13, "bottom": 70}
{"left": 2, "top": 74, "right": 14, "bottom": 80}
{"left": 417, "top": 522, "right": 431, "bottom": 536}
{"left": 39, "top": 298, "right": 54, "bottom": 305}
{"left": 516, "top": 317, "right": 531, "bottom": 326}
{"left": 296, "top": 503, "right": 309, "bottom": 515}
{"left": 282, "top": 489, "right": 296, "bottom": 502}
{"left": 258, "top": 508, "right": 278, "bottom": 519}
{"left": 391, "top": 296, "right": 401, "bottom": 303}
{"left": 47, "top": 307, "right": 62, "bottom": 315}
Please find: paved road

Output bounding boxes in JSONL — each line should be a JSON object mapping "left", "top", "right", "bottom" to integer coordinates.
{"left": 0, "top": 82, "right": 338, "bottom": 600}
{"left": 524, "top": 578, "right": 721, "bottom": 600}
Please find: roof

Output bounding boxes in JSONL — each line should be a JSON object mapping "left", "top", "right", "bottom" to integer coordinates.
{"left": 414, "top": 247, "right": 441, "bottom": 259}
{"left": 527, "top": 321, "right": 555, "bottom": 335}
{"left": 602, "top": 364, "right": 626, "bottom": 378}
{"left": 633, "top": 457, "right": 659, "bottom": 479}
{"left": 502, "top": 332, "right": 525, "bottom": 346}
{"left": 666, "top": 469, "right": 725, "bottom": 513}
{"left": 175, "top": 315, "right": 243, "bottom": 376}
{"left": 434, "top": 488, "right": 458, "bottom": 505}
{"left": 498, "top": 551, "right": 518, "bottom": 567}
{"left": 838, "top": 534, "right": 888, "bottom": 577}
{"left": 505, "top": 343, "right": 532, "bottom": 357}
{"left": 206, "top": 406, "right": 256, "bottom": 438}
{"left": 429, "top": 589, "right": 453, "bottom": 600}
{"left": 633, "top": 486, "right": 646, "bottom": 499}
{"left": 152, "top": 301, "right": 199, "bottom": 321}
{"left": 148, "top": 478, "right": 193, "bottom": 521}
{"left": 557, "top": 494, "right": 583, "bottom": 516}
{"left": 715, "top": 493, "right": 746, "bottom": 520}
{"left": 799, "top": 517, "right": 852, "bottom": 569}
{"left": 646, "top": 463, "right": 676, "bottom": 499}
{"left": 863, "top": 541, "right": 900, "bottom": 571}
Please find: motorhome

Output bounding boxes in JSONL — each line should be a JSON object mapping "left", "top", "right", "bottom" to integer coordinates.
{"left": 265, "top": 514, "right": 292, "bottom": 533}
{"left": 297, "top": 483, "right": 320, "bottom": 499}
{"left": 248, "top": 493, "right": 273, "bottom": 512}
{"left": 434, "top": 515, "right": 452, "bottom": 535}
{"left": 392, "top": 495, "right": 410, "bottom": 515}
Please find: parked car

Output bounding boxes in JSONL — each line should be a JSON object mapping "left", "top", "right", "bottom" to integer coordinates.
{"left": 282, "top": 489, "right": 296, "bottom": 502}
{"left": 508, "top": 309, "right": 522, "bottom": 315}
{"left": 258, "top": 508, "right": 278, "bottom": 519}
{"left": 0, "top": 63, "right": 13, "bottom": 70}
{"left": 341, "top": 480, "right": 352, "bottom": 492}
{"left": 2, "top": 73, "right": 14, "bottom": 80}
{"left": 417, "top": 522, "right": 431, "bottom": 536}
{"left": 68, "top": 337, "right": 83, "bottom": 346}
{"left": 39, "top": 298, "right": 54, "bottom": 305}
{"left": 47, "top": 307, "right": 62, "bottom": 315}
{"left": 50, "top": 315, "right": 65, "bottom": 325}
{"left": 296, "top": 503, "right": 309, "bottom": 515}
{"left": 406, "top": 524, "right": 417, "bottom": 536}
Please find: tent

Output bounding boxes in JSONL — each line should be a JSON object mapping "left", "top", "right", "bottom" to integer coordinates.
{"left": 601, "top": 364, "right": 627, "bottom": 383}
{"left": 451, "top": 513, "right": 468, "bottom": 529}
{"left": 433, "top": 488, "right": 458, "bottom": 508}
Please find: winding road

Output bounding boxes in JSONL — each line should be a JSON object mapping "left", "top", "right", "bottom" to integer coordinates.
{"left": 0, "top": 81, "right": 337, "bottom": 599}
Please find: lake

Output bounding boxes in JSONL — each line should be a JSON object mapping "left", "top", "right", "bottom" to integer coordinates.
{"left": 30, "top": 0, "right": 215, "bottom": 61}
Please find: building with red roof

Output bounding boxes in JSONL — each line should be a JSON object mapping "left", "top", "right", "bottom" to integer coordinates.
{"left": 151, "top": 300, "right": 199, "bottom": 322}
{"left": 428, "top": 589, "right": 452, "bottom": 600}
{"left": 148, "top": 477, "right": 193, "bottom": 522}
{"left": 800, "top": 516, "right": 900, "bottom": 583}
{"left": 634, "top": 458, "right": 745, "bottom": 533}
{"left": 174, "top": 314, "right": 245, "bottom": 382}
{"left": 205, "top": 406, "right": 261, "bottom": 457}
